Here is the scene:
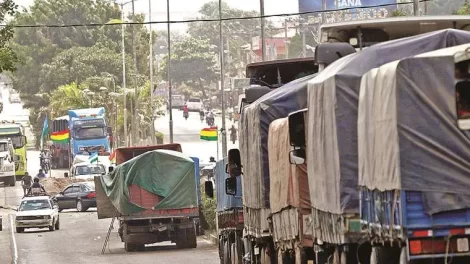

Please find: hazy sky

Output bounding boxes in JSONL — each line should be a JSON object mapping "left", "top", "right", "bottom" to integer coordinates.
{"left": 14, "top": 0, "right": 300, "bottom": 31}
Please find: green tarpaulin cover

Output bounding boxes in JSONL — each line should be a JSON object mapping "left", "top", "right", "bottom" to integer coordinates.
{"left": 100, "top": 149, "right": 197, "bottom": 215}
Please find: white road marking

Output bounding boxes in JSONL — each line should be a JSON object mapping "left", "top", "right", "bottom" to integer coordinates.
{"left": 9, "top": 214, "right": 18, "bottom": 264}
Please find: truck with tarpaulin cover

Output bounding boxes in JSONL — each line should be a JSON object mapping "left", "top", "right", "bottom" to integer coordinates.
{"left": 358, "top": 43, "right": 470, "bottom": 263}
{"left": 223, "top": 44, "right": 358, "bottom": 263}
{"left": 68, "top": 107, "right": 110, "bottom": 159}
{"left": 95, "top": 144, "right": 200, "bottom": 252}
{"left": 204, "top": 157, "right": 243, "bottom": 264}
{"left": 287, "top": 29, "right": 470, "bottom": 263}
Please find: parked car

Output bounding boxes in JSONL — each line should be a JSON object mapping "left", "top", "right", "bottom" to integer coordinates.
{"left": 15, "top": 196, "right": 60, "bottom": 233}
{"left": 186, "top": 98, "right": 203, "bottom": 112}
{"left": 53, "top": 182, "right": 96, "bottom": 212}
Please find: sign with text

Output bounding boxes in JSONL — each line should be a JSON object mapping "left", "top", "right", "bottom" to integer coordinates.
{"left": 299, "top": 0, "right": 397, "bottom": 13}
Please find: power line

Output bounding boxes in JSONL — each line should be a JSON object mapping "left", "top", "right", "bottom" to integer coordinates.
{"left": 3, "top": 0, "right": 429, "bottom": 28}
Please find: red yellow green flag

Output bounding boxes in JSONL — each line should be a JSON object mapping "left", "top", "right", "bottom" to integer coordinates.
{"left": 51, "top": 129, "right": 70, "bottom": 143}
{"left": 200, "top": 127, "right": 218, "bottom": 141}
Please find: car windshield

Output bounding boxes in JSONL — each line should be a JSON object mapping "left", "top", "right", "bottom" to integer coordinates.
{"left": 19, "top": 199, "right": 51, "bottom": 211}
{"left": 73, "top": 127, "right": 106, "bottom": 140}
{"left": 76, "top": 165, "right": 105, "bottom": 175}
{"left": 188, "top": 98, "right": 200, "bottom": 103}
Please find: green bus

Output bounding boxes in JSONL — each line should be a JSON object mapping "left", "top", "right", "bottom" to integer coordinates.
{"left": 0, "top": 122, "right": 27, "bottom": 179}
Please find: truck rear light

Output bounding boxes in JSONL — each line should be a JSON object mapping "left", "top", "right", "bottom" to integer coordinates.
{"left": 409, "top": 239, "right": 459, "bottom": 255}
{"left": 412, "top": 230, "right": 433, "bottom": 237}
{"left": 450, "top": 228, "right": 470, "bottom": 235}
{"left": 87, "top": 192, "right": 96, "bottom": 198}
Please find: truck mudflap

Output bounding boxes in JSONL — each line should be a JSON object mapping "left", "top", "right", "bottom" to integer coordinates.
{"left": 243, "top": 207, "right": 271, "bottom": 238}
{"left": 272, "top": 208, "right": 314, "bottom": 250}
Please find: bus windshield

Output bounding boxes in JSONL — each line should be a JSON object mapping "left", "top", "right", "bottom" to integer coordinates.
{"left": 0, "top": 142, "right": 8, "bottom": 152}
{"left": 0, "top": 135, "right": 24, "bottom": 149}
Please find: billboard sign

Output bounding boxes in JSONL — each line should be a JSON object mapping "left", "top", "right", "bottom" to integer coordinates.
{"left": 299, "top": 0, "right": 397, "bottom": 23}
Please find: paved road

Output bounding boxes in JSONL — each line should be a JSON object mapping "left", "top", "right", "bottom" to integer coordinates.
{"left": 155, "top": 109, "right": 239, "bottom": 162}
{"left": 0, "top": 151, "right": 220, "bottom": 264}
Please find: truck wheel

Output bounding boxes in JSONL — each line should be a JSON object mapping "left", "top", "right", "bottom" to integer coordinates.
{"left": 186, "top": 225, "right": 197, "bottom": 248}
{"left": 124, "top": 242, "right": 137, "bottom": 252}
{"left": 370, "top": 247, "right": 381, "bottom": 264}
{"left": 9, "top": 176, "right": 15, "bottom": 186}
{"left": 135, "top": 244, "right": 146, "bottom": 251}
{"left": 176, "top": 228, "right": 188, "bottom": 249}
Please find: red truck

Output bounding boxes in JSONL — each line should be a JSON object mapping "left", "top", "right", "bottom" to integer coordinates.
{"left": 95, "top": 144, "right": 200, "bottom": 252}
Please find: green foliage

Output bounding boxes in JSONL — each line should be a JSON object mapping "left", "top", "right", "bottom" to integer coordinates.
{"left": 201, "top": 190, "right": 217, "bottom": 231}
{"left": 391, "top": 10, "right": 407, "bottom": 17}
{"left": 456, "top": 0, "right": 470, "bottom": 14}
{"left": 159, "top": 37, "right": 219, "bottom": 99}
{"left": 0, "top": 0, "right": 18, "bottom": 73}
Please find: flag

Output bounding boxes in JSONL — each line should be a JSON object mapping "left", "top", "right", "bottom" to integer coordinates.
{"left": 51, "top": 129, "right": 70, "bottom": 143}
{"left": 109, "top": 150, "right": 116, "bottom": 163}
{"left": 200, "top": 127, "right": 218, "bottom": 141}
{"left": 40, "top": 115, "right": 49, "bottom": 149}
{"left": 89, "top": 152, "right": 98, "bottom": 164}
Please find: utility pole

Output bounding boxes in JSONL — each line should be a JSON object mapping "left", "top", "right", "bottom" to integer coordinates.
{"left": 131, "top": 0, "right": 139, "bottom": 146}
{"left": 413, "top": 0, "right": 419, "bottom": 15}
{"left": 120, "top": 3, "right": 128, "bottom": 147}
{"left": 149, "top": 0, "right": 155, "bottom": 144}
{"left": 219, "top": 0, "right": 227, "bottom": 157}
{"left": 167, "top": 0, "right": 174, "bottom": 143}
{"left": 301, "top": 18, "right": 307, "bottom": 57}
{"left": 284, "top": 19, "right": 289, "bottom": 59}
{"left": 259, "top": 0, "right": 266, "bottom": 62}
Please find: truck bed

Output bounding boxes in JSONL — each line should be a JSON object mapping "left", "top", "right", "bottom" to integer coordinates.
{"left": 95, "top": 176, "right": 198, "bottom": 219}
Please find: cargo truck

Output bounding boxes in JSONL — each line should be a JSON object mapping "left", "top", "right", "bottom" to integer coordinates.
{"left": 287, "top": 29, "right": 470, "bottom": 263}
{"left": 358, "top": 44, "right": 470, "bottom": 263}
{"left": 95, "top": 144, "right": 200, "bottom": 252}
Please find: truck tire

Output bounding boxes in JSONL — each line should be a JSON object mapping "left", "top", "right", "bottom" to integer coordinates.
{"left": 370, "top": 247, "right": 381, "bottom": 264}
{"left": 9, "top": 176, "right": 15, "bottom": 186}
{"left": 125, "top": 242, "right": 137, "bottom": 252}
{"left": 187, "top": 225, "right": 197, "bottom": 248}
{"left": 176, "top": 228, "right": 187, "bottom": 248}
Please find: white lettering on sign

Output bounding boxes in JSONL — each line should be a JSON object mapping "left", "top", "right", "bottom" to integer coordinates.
{"left": 338, "top": 0, "right": 363, "bottom": 8}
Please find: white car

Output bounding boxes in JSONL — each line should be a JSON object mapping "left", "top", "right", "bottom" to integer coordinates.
{"left": 186, "top": 98, "right": 203, "bottom": 112}
{"left": 71, "top": 162, "right": 107, "bottom": 179}
{"left": 15, "top": 196, "right": 60, "bottom": 233}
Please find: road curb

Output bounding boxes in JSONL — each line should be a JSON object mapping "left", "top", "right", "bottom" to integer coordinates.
{"left": 9, "top": 214, "right": 18, "bottom": 264}
{"left": 203, "top": 233, "right": 218, "bottom": 245}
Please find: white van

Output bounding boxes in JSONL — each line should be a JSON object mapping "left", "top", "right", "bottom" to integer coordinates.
{"left": 186, "top": 98, "right": 203, "bottom": 112}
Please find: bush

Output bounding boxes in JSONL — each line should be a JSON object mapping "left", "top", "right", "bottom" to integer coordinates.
{"left": 155, "top": 131, "right": 164, "bottom": 144}
{"left": 200, "top": 186, "right": 217, "bottom": 231}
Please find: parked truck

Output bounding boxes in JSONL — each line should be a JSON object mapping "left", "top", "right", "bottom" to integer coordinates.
{"left": 95, "top": 144, "right": 200, "bottom": 252}
{"left": 358, "top": 43, "right": 470, "bottom": 263}
{"left": 50, "top": 115, "right": 70, "bottom": 169}
{"left": 286, "top": 29, "right": 470, "bottom": 263}
{"left": 68, "top": 107, "right": 110, "bottom": 159}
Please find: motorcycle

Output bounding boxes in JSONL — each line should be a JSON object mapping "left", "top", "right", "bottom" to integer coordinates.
{"left": 206, "top": 117, "right": 214, "bottom": 127}
{"left": 183, "top": 111, "right": 189, "bottom": 120}
{"left": 40, "top": 158, "right": 50, "bottom": 174}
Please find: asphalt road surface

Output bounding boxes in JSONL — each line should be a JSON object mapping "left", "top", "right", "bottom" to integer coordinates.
{"left": 0, "top": 151, "right": 220, "bottom": 264}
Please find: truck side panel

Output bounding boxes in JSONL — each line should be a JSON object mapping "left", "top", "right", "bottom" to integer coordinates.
{"left": 115, "top": 144, "right": 182, "bottom": 165}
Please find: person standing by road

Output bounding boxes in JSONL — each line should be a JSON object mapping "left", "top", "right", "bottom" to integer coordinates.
{"left": 21, "top": 172, "right": 32, "bottom": 196}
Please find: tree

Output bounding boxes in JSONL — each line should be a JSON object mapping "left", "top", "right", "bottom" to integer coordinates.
{"left": 0, "top": 0, "right": 18, "bottom": 73}
{"left": 9, "top": 0, "right": 152, "bottom": 143}
{"left": 288, "top": 33, "right": 317, "bottom": 58}
{"left": 187, "top": 1, "right": 274, "bottom": 77}
{"left": 456, "top": 0, "right": 470, "bottom": 14}
{"left": 159, "top": 37, "right": 219, "bottom": 99}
